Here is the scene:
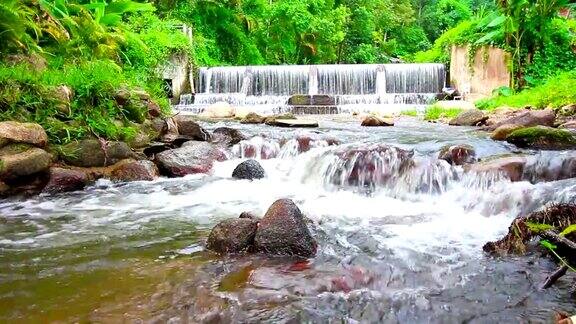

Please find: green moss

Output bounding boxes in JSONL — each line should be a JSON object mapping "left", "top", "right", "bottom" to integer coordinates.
{"left": 424, "top": 104, "right": 463, "bottom": 121}
{"left": 506, "top": 126, "right": 576, "bottom": 149}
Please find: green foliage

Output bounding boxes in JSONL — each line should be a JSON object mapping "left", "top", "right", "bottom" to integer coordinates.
{"left": 423, "top": 104, "right": 462, "bottom": 120}
{"left": 560, "top": 224, "right": 576, "bottom": 236}
{"left": 526, "top": 222, "right": 555, "bottom": 233}
{"left": 400, "top": 109, "right": 419, "bottom": 117}
{"left": 476, "top": 71, "right": 576, "bottom": 110}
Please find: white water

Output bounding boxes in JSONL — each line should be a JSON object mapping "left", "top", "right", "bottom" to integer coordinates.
{"left": 177, "top": 64, "right": 445, "bottom": 115}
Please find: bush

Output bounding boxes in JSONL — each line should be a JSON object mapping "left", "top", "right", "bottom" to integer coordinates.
{"left": 476, "top": 71, "right": 576, "bottom": 110}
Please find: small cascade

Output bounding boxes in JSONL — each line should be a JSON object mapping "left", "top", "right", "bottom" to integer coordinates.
{"left": 175, "top": 63, "right": 445, "bottom": 114}
{"left": 232, "top": 137, "right": 281, "bottom": 160}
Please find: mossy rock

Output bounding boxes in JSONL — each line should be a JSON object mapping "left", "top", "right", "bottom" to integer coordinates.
{"left": 505, "top": 126, "right": 576, "bottom": 150}
{"left": 0, "top": 144, "right": 53, "bottom": 180}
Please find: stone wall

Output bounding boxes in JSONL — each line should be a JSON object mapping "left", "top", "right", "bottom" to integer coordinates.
{"left": 450, "top": 45, "right": 510, "bottom": 98}
{"left": 159, "top": 53, "right": 192, "bottom": 104}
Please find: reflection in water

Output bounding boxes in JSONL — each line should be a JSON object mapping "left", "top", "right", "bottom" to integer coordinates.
{"left": 0, "top": 118, "right": 575, "bottom": 322}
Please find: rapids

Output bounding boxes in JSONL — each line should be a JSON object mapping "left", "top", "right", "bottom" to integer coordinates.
{"left": 1, "top": 118, "right": 575, "bottom": 322}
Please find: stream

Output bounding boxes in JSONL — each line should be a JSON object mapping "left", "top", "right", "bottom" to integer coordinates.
{"left": 1, "top": 117, "right": 575, "bottom": 322}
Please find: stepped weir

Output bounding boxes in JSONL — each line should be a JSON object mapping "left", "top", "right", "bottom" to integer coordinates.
{"left": 175, "top": 63, "right": 446, "bottom": 114}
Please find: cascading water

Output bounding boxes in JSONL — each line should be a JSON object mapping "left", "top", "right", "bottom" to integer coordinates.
{"left": 2, "top": 119, "right": 575, "bottom": 322}
{"left": 174, "top": 63, "right": 445, "bottom": 115}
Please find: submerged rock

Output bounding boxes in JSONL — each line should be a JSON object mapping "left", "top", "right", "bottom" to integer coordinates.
{"left": 212, "top": 127, "right": 246, "bottom": 146}
{"left": 448, "top": 109, "right": 487, "bottom": 126}
{"left": 361, "top": 115, "right": 394, "bottom": 127}
{"left": 485, "top": 108, "right": 555, "bottom": 131}
{"left": 269, "top": 119, "right": 318, "bottom": 128}
{"left": 173, "top": 115, "right": 210, "bottom": 141}
{"left": 0, "top": 121, "right": 48, "bottom": 148}
{"left": 240, "top": 112, "right": 266, "bottom": 124}
{"left": 206, "top": 218, "right": 258, "bottom": 254}
{"left": 438, "top": 144, "right": 476, "bottom": 165}
{"left": 232, "top": 159, "right": 265, "bottom": 180}
{"left": 61, "top": 140, "right": 133, "bottom": 167}
{"left": 43, "top": 167, "right": 88, "bottom": 193}
{"left": 155, "top": 141, "right": 226, "bottom": 176}
{"left": 505, "top": 126, "right": 576, "bottom": 150}
{"left": 0, "top": 144, "right": 52, "bottom": 180}
{"left": 254, "top": 199, "right": 317, "bottom": 257}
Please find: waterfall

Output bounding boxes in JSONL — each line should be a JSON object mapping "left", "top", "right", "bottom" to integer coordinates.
{"left": 175, "top": 63, "right": 446, "bottom": 114}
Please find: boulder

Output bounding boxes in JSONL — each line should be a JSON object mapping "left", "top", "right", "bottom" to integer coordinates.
{"left": 467, "top": 156, "right": 527, "bottom": 182}
{"left": 206, "top": 218, "right": 258, "bottom": 254}
{"left": 201, "top": 102, "right": 235, "bottom": 118}
{"left": 0, "top": 121, "right": 48, "bottom": 148}
{"left": 361, "top": 115, "right": 394, "bottom": 127}
{"left": 254, "top": 199, "right": 317, "bottom": 257}
{"left": 241, "top": 112, "right": 266, "bottom": 124}
{"left": 232, "top": 159, "right": 265, "bottom": 180}
{"left": 43, "top": 167, "right": 88, "bottom": 193}
{"left": 239, "top": 211, "right": 258, "bottom": 219}
{"left": 485, "top": 108, "right": 555, "bottom": 131}
{"left": 147, "top": 101, "right": 162, "bottom": 118}
{"left": 212, "top": 127, "right": 246, "bottom": 146}
{"left": 491, "top": 124, "right": 523, "bottom": 141}
{"left": 558, "top": 104, "right": 576, "bottom": 116}
{"left": 61, "top": 140, "right": 133, "bottom": 167}
{"left": 155, "top": 141, "right": 226, "bottom": 176}
{"left": 109, "top": 159, "right": 159, "bottom": 182}
{"left": 269, "top": 119, "right": 318, "bottom": 128}
{"left": 448, "top": 109, "right": 487, "bottom": 126}
{"left": 505, "top": 126, "right": 576, "bottom": 150}
{"left": 438, "top": 144, "right": 476, "bottom": 165}
{"left": 0, "top": 144, "right": 52, "bottom": 180}
{"left": 173, "top": 115, "right": 210, "bottom": 141}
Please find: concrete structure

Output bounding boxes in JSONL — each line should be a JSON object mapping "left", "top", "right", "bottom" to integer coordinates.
{"left": 158, "top": 24, "right": 194, "bottom": 104}
{"left": 450, "top": 45, "right": 510, "bottom": 100}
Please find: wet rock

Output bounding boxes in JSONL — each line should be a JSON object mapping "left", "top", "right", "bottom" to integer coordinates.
{"left": 254, "top": 199, "right": 317, "bottom": 257}
{"left": 361, "top": 115, "right": 394, "bottom": 127}
{"left": 232, "top": 159, "right": 265, "bottom": 180}
{"left": 61, "top": 140, "right": 133, "bottom": 167}
{"left": 206, "top": 218, "right": 258, "bottom": 254}
{"left": 109, "top": 159, "right": 159, "bottom": 182}
{"left": 240, "top": 112, "right": 266, "bottom": 124}
{"left": 491, "top": 124, "right": 523, "bottom": 141}
{"left": 155, "top": 141, "right": 226, "bottom": 176}
{"left": 448, "top": 109, "right": 487, "bottom": 126}
{"left": 467, "top": 156, "right": 527, "bottom": 181}
{"left": 201, "top": 101, "right": 235, "bottom": 118}
{"left": 212, "top": 127, "right": 246, "bottom": 146}
{"left": 505, "top": 126, "right": 576, "bottom": 150}
{"left": 173, "top": 115, "right": 210, "bottom": 141}
{"left": 114, "top": 88, "right": 131, "bottom": 106}
{"left": 438, "top": 144, "right": 476, "bottom": 165}
{"left": 522, "top": 155, "right": 576, "bottom": 183}
{"left": 269, "top": 119, "right": 318, "bottom": 128}
{"left": 239, "top": 211, "right": 258, "bottom": 219}
{"left": 559, "top": 120, "right": 576, "bottom": 129}
{"left": 43, "top": 167, "right": 88, "bottom": 193}
{"left": 0, "top": 121, "right": 48, "bottom": 148}
{"left": 0, "top": 144, "right": 52, "bottom": 180}
{"left": 485, "top": 108, "right": 555, "bottom": 131}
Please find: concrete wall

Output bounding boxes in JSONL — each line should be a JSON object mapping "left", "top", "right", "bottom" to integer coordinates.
{"left": 158, "top": 24, "right": 194, "bottom": 104}
{"left": 450, "top": 45, "right": 510, "bottom": 98}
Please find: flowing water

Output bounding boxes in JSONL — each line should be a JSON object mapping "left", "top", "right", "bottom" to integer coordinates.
{"left": 176, "top": 64, "right": 445, "bottom": 115}
{"left": 1, "top": 118, "right": 575, "bottom": 322}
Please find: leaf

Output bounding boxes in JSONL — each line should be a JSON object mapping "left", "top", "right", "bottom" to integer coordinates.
{"left": 475, "top": 29, "right": 502, "bottom": 45}
{"left": 526, "top": 222, "right": 554, "bottom": 233}
{"left": 486, "top": 15, "right": 506, "bottom": 28}
{"left": 540, "top": 239, "right": 557, "bottom": 251}
{"left": 560, "top": 224, "right": 576, "bottom": 236}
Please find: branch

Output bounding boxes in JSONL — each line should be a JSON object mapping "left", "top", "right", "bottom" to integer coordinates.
{"left": 541, "top": 230, "right": 576, "bottom": 250}
{"left": 541, "top": 265, "right": 568, "bottom": 289}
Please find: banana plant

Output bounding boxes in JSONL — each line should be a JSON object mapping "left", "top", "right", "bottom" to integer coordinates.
{"left": 82, "top": 0, "right": 155, "bottom": 27}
